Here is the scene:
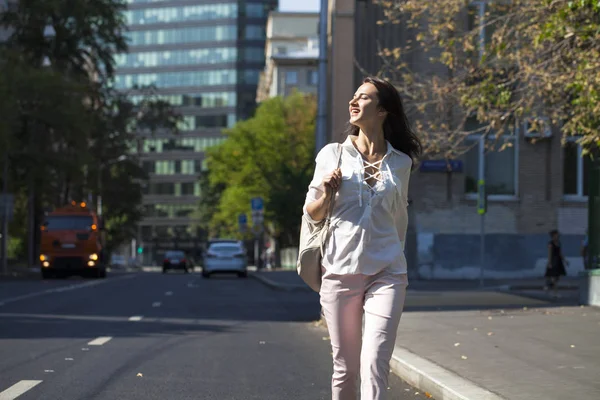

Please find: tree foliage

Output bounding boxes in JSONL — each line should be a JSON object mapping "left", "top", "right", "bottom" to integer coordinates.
{"left": 199, "top": 92, "right": 316, "bottom": 247}
{"left": 374, "top": 0, "right": 600, "bottom": 156}
{"left": 0, "top": 0, "right": 180, "bottom": 259}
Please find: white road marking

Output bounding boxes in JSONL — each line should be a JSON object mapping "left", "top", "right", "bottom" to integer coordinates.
{"left": 129, "top": 316, "right": 143, "bottom": 321}
{"left": 165, "top": 291, "right": 173, "bottom": 296}
{"left": 152, "top": 302, "right": 161, "bottom": 307}
{"left": 0, "top": 274, "right": 136, "bottom": 308}
{"left": 64, "top": 358, "right": 74, "bottom": 361}
{"left": 43, "top": 370, "right": 54, "bottom": 373}
{"left": 88, "top": 336, "right": 113, "bottom": 346}
{"left": 0, "top": 380, "right": 42, "bottom": 400}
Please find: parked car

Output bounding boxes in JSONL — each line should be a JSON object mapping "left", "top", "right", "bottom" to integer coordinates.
{"left": 110, "top": 254, "right": 127, "bottom": 269}
{"left": 162, "top": 250, "right": 190, "bottom": 274}
{"left": 202, "top": 241, "right": 248, "bottom": 278}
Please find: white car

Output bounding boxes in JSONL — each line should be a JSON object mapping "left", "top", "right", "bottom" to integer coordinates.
{"left": 202, "top": 241, "right": 248, "bottom": 278}
{"left": 110, "top": 254, "right": 127, "bottom": 269}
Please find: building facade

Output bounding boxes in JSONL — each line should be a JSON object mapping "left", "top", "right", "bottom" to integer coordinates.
{"left": 327, "top": 0, "right": 589, "bottom": 279}
{"left": 256, "top": 11, "right": 319, "bottom": 101}
{"left": 116, "top": 0, "right": 276, "bottom": 264}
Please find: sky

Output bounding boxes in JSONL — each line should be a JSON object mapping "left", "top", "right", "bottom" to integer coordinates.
{"left": 278, "top": 0, "right": 320, "bottom": 12}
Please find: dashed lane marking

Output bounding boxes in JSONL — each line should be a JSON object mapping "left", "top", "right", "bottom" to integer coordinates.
{"left": 128, "top": 316, "right": 143, "bottom": 321}
{"left": 88, "top": 336, "right": 113, "bottom": 346}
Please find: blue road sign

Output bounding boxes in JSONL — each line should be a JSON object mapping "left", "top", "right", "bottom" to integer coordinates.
{"left": 251, "top": 197, "right": 264, "bottom": 211}
{"left": 238, "top": 213, "right": 247, "bottom": 225}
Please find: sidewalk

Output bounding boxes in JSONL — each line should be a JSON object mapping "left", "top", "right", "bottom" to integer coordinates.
{"left": 250, "top": 270, "right": 600, "bottom": 400}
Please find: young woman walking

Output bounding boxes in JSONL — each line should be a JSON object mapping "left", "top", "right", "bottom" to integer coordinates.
{"left": 303, "top": 77, "right": 421, "bottom": 400}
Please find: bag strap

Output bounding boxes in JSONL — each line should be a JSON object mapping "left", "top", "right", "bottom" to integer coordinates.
{"left": 324, "top": 144, "right": 343, "bottom": 225}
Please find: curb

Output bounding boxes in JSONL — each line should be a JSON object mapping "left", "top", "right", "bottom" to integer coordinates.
{"left": 390, "top": 347, "right": 505, "bottom": 400}
{"left": 249, "top": 272, "right": 312, "bottom": 292}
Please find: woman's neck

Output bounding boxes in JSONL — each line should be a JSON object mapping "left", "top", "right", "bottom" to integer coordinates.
{"left": 354, "top": 127, "right": 386, "bottom": 156}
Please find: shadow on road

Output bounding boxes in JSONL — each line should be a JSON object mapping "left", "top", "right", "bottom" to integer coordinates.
{"left": 0, "top": 271, "right": 322, "bottom": 340}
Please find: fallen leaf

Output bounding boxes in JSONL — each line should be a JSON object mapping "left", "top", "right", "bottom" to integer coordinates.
{"left": 425, "top": 392, "right": 433, "bottom": 398}
{"left": 454, "top": 342, "right": 461, "bottom": 347}
{"left": 487, "top": 332, "right": 494, "bottom": 336}
{"left": 473, "top": 327, "right": 478, "bottom": 331}
{"left": 322, "top": 336, "right": 330, "bottom": 341}
{"left": 523, "top": 307, "right": 528, "bottom": 311}
{"left": 137, "top": 373, "right": 143, "bottom": 377}
{"left": 570, "top": 345, "right": 576, "bottom": 348}
{"left": 461, "top": 355, "right": 468, "bottom": 360}
{"left": 488, "top": 316, "right": 493, "bottom": 320}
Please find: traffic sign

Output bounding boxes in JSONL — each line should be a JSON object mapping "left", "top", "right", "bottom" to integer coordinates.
{"left": 251, "top": 197, "right": 264, "bottom": 212}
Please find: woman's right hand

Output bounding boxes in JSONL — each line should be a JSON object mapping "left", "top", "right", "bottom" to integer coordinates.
{"left": 323, "top": 168, "right": 342, "bottom": 198}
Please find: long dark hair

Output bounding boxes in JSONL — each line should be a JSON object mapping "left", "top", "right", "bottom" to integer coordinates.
{"left": 344, "top": 77, "right": 422, "bottom": 162}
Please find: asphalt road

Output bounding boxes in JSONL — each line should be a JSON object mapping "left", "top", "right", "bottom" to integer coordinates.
{"left": 0, "top": 271, "right": 427, "bottom": 400}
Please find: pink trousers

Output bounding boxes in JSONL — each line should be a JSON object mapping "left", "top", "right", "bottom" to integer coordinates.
{"left": 319, "top": 267, "right": 408, "bottom": 400}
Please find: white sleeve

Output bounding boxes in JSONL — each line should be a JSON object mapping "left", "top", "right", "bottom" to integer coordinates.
{"left": 302, "top": 144, "right": 336, "bottom": 224}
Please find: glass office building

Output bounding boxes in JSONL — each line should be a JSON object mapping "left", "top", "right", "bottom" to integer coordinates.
{"left": 117, "top": 0, "right": 277, "bottom": 263}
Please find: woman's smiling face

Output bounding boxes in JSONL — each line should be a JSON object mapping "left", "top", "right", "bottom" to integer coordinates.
{"left": 348, "top": 83, "right": 384, "bottom": 126}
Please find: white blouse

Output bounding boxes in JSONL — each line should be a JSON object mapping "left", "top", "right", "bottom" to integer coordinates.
{"left": 303, "top": 136, "right": 412, "bottom": 275}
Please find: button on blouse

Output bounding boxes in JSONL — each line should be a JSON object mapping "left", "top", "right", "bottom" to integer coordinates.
{"left": 302, "top": 136, "right": 412, "bottom": 275}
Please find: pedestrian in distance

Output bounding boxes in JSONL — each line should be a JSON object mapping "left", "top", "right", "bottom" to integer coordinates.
{"left": 303, "top": 77, "right": 421, "bottom": 400}
{"left": 545, "top": 229, "right": 569, "bottom": 297}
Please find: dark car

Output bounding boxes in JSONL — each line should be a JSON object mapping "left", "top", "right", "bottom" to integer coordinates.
{"left": 162, "top": 250, "right": 190, "bottom": 274}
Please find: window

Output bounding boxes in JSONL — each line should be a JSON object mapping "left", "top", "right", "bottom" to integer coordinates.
{"left": 246, "top": 3, "right": 266, "bottom": 18}
{"left": 563, "top": 139, "right": 591, "bottom": 198}
{"left": 145, "top": 204, "right": 196, "bottom": 218}
{"left": 115, "top": 69, "right": 236, "bottom": 89}
{"left": 308, "top": 70, "right": 318, "bottom": 85}
{"left": 245, "top": 25, "right": 266, "bottom": 39}
{"left": 116, "top": 48, "right": 237, "bottom": 68}
{"left": 131, "top": 92, "right": 236, "bottom": 108}
{"left": 285, "top": 70, "right": 298, "bottom": 85}
{"left": 126, "top": 25, "right": 237, "bottom": 46}
{"left": 245, "top": 47, "right": 266, "bottom": 62}
{"left": 243, "top": 69, "right": 260, "bottom": 84}
{"left": 463, "top": 119, "right": 518, "bottom": 197}
{"left": 124, "top": 4, "right": 237, "bottom": 25}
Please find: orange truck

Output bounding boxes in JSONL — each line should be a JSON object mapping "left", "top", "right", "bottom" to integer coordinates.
{"left": 39, "top": 202, "right": 106, "bottom": 279}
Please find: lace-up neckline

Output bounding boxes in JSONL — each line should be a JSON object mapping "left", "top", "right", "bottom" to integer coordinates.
{"left": 363, "top": 158, "right": 384, "bottom": 191}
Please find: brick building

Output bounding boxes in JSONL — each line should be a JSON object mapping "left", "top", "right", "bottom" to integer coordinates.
{"left": 327, "top": 0, "right": 589, "bottom": 279}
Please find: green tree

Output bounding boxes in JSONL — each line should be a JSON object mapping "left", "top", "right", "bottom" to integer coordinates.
{"left": 0, "top": 0, "right": 181, "bottom": 261}
{"left": 200, "top": 92, "right": 317, "bottom": 255}
{"left": 374, "top": 0, "right": 600, "bottom": 155}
